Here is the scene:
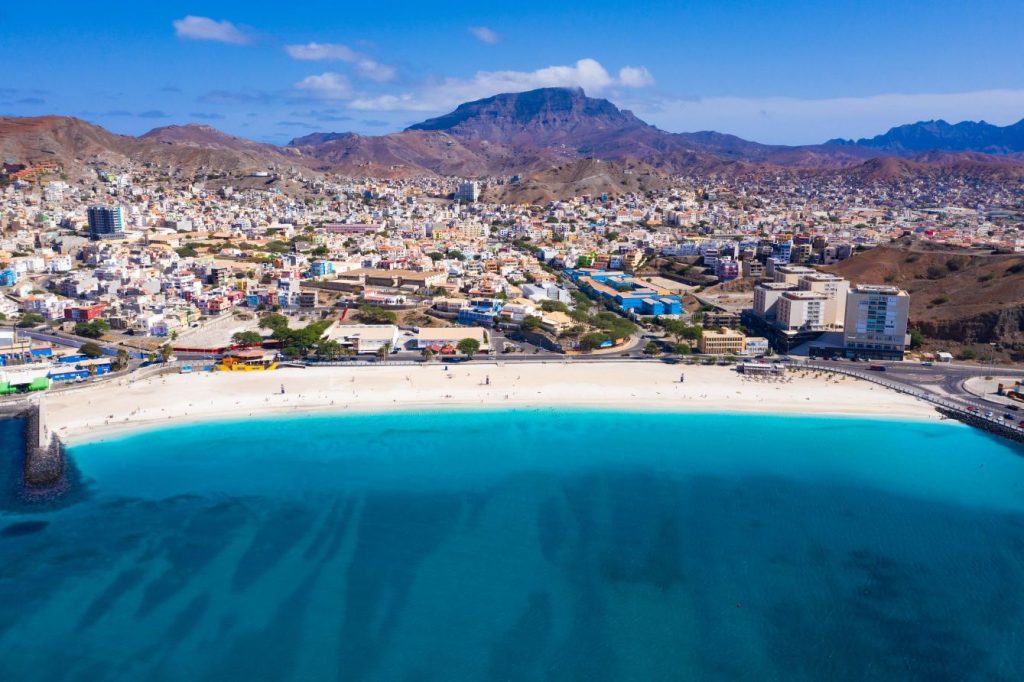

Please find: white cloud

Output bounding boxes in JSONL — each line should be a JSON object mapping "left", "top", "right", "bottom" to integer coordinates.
{"left": 618, "top": 66, "right": 655, "bottom": 88}
{"left": 469, "top": 26, "right": 501, "bottom": 44}
{"left": 286, "top": 42, "right": 359, "bottom": 61}
{"left": 630, "top": 88, "right": 1024, "bottom": 145}
{"left": 294, "top": 72, "right": 353, "bottom": 100}
{"left": 172, "top": 16, "right": 251, "bottom": 45}
{"left": 350, "top": 58, "right": 653, "bottom": 112}
{"left": 285, "top": 42, "right": 396, "bottom": 83}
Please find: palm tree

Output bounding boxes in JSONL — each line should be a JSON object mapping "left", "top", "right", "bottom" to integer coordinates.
{"left": 159, "top": 344, "right": 173, "bottom": 363}
{"left": 115, "top": 348, "right": 129, "bottom": 371}
{"left": 376, "top": 342, "right": 392, "bottom": 363}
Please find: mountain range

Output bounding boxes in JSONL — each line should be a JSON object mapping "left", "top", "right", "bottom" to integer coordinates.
{"left": 2, "top": 88, "right": 1023, "bottom": 188}
{"left": 828, "top": 118, "right": 1024, "bottom": 155}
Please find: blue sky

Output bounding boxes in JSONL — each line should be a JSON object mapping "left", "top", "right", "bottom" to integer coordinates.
{"left": 1, "top": 1, "right": 1022, "bottom": 145}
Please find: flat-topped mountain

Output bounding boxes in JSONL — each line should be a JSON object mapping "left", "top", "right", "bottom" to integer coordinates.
{"left": 406, "top": 87, "right": 652, "bottom": 145}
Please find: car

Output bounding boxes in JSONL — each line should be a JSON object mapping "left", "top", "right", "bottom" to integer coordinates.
{"left": 1004, "top": 414, "right": 1014, "bottom": 420}
{"left": 967, "top": 406, "right": 979, "bottom": 412}
{"left": 1008, "top": 404, "right": 1020, "bottom": 412}
{"left": 985, "top": 411, "right": 994, "bottom": 418}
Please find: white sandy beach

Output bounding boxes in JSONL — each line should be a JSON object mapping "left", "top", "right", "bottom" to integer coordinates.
{"left": 43, "top": 361, "right": 943, "bottom": 446}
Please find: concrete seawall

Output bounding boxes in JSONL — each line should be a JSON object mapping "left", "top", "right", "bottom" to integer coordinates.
{"left": 935, "top": 407, "right": 1024, "bottom": 444}
{"left": 0, "top": 398, "right": 66, "bottom": 488}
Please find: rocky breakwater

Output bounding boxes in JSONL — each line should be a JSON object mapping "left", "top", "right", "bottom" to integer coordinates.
{"left": 0, "top": 398, "right": 65, "bottom": 488}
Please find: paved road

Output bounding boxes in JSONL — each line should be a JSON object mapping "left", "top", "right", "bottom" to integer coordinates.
{"left": 796, "top": 357, "right": 1024, "bottom": 421}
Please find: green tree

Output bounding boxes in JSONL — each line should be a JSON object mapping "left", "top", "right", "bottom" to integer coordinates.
{"left": 908, "top": 328, "right": 924, "bottom": 350}
{"left": 272, "top": 319, "right": 332, "bottom": 358}
{"left": 17, "top": 312, "right": 44, "bottom": 328}
{"left": 159, "top": 344, "right": 174, "bottom": 362}
{"left": 231, "top": 331, "right": 264, "bottom": 346}
{"left": 74, "top": 319, "right": 110, "bottom": 339}
{"left": 540, "top": 300, "right": 569, "bottom": 313}
{"left": 115, "top": 348, "right": 129, "bottom": 370}
{"left": 376, "top": 342, "right": 393, "bottom": 362}
{"left": 79, "top": 341, "right": 104, "bottom": 358}
{"left": 457, "top": 337, "right": 480, "bottom": 357}
{"left": 521, "top": 315, "right": 542, "bottom": 332}
{"left": 259, "top": 313, "right": 289, "bottom": 333}
{"left": 315, "top": 339, "right": 345, "bottom": 359}
{"left": 579, "top": 332, "right": 611, "bottom": 352}
{"left": 644, "top": 341, "right": 662, "bottom": 355}
{"left": 662, "top": 319, "right": 702, "bottom": 343}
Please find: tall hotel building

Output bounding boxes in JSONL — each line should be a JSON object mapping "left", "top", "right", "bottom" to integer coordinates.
{"left": 843, "top": 285, "right": 910, "bottom": 359}
{"left": 87, "top": 205, "right": 125, "bottom": 240}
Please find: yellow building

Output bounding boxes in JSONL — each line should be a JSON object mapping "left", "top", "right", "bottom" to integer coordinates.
{"left": 698, "top": 328, "right": 745, "bottom": 355}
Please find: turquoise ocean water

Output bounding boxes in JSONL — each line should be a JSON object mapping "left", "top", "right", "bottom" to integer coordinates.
{"left": 3, "top": 410, "right": 1024, "bottom": 681}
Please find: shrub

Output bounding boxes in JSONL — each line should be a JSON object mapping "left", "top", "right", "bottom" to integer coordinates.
{"left": 358, "top": 305, "right": 397, "bottom": 325}
{"left": 79, "top": 341, "right": 104, "bottom": 358}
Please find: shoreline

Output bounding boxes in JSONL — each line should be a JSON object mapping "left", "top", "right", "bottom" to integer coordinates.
{"left": 65, "top": 404, "right": 955, "bottom": 449}
{"left": 43, "top": 362, "right": 945, "bottom": 447}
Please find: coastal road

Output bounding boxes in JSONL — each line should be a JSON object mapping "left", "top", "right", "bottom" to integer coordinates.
{"left": 797, "top": 357, "right": 1024, "bottom": 419}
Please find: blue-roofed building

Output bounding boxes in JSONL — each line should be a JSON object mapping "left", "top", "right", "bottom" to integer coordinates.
{"left": 566, "top": 268, "right": 683, "bottom": 317}
{"left": 0, "top": 269, "right": 17, "bottom": 287}
{"left": 457, "top": 298, "right": 504, "bottom": 327}
{"left": 307, "top": 261, "right": 335, "bottom": 278}
{"left": 49, "top": 357, "right": 113, "bottom": 381}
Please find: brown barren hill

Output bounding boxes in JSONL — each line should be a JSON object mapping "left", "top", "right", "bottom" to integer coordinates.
{"left": 826, "top": 243, "right": 1024, "bottom": 348}
{"left": 0, "top": 116, "right": 314, "bottom": 180}
{"left": 483, "top": 158, "right": 672, "bottom": 204}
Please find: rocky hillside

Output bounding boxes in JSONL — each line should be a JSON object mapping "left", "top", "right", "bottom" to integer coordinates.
{"left": 0, "top": 116, "right": 310, "bottom": 181}
{"left": 826, "top": 243, "right": 1024, "bottom": 354}
{"left": 483, "top": 158, "right": 671, "bottom": 204}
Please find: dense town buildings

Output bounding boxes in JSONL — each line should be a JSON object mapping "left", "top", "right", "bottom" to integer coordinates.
{"left": 1, "top": 157, "right": 1012, "bottom": 363}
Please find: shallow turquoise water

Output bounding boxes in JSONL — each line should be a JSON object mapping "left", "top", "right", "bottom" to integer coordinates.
{"left": 3, "top": 410, "right": 1024, "bottom": 681}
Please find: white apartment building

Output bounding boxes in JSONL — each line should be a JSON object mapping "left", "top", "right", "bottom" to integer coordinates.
{"left": 843, "top": 285, "right": 910, "bottom": 358}
{"left": 753, "top": 282, "right": 796, "bottom": 322}
{"left": 776, "top": 290, "right": 827, "bottom": 332}
{"left": 772, "top": 264, "right": 816, "bottom": 286}
{"left": 798, "top": 273, "right": 849, "bottom": 328}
